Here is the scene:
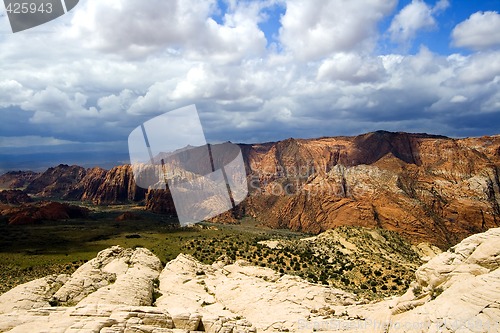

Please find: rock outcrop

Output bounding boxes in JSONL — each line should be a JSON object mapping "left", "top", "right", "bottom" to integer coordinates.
{"left": 0, "top": 274, "right": 70, "bottom": 314}
{"left": 389, "top": 227, "right": 500, "bottom": 332}
{"left": 155, "top": 253, "right": 357, "bottom": 332}
{"left": 87, "top": 165, "right": 147, "bottom": 204}
{"left": 63, "top": 167, "right": 108, "bottom": 201}
{"left": 25, "top": 164, "right": 87, "bottom": 198}
{"left": 63, "top": 165, "right": 147, "bottom": 204}
{"left": 0, "top": 201, "right": 89, "bottom": 225}
{"left": 144, "top": 188, "right": 176, "bottom": 215}
{"left": 1, "top": 228, "right": 500, "bottom": 332}
{"left": 0, "top": 246, "right": 257, "bottom": 333}
{"left": 243, "top": 132, "right": 500, "bottom": 247}
{"left": 4, "top": 132, "right": 500, "bottom": 247}
{"left": 22, "top": 165, "right": 147, "bottom": 205}
{"left": 52, "top": 246, "right": 163, "bottom": 307}
{"left": 0, "top": 170, "right": 38, "bottom": 190}
{"left": 0, "top": 190, "right": 32, "bottom": 204}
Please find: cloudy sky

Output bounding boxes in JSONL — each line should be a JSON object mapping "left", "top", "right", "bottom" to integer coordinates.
{"left": 0, "top": 0, "right": 500, "bottom": 171}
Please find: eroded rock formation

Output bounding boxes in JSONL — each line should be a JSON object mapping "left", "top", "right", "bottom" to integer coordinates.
{"left": 0, "top": 201, "right": 89, "bottom": 225}
{"left": 244, "top": 132, "right": 500, "bottom": 247}
{"left": 1, "top": 227, "right": 499, "bottom": 332}
{"left": 19, "top": 165, "right": 147, "bottom": 205}
{"left": 0, "top": 190, "right": 32, "bottom": 205}
{"left": 144, "top": 188, "right": 176, "bottom": 215}
{"left": 25, "top": 164, "right": 86, "bottom": 198}
{"left": 0, "top": 171, "right": 38, "bottom": 190}
{"left": 3, "top": 132, "right": 500, "bottom": 246}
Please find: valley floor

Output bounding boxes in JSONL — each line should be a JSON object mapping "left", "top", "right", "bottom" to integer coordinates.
{"left": 0, "top": 205, "right": 418, "bottom": 300}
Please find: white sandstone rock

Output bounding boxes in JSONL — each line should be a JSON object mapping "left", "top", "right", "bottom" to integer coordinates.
{"left": 1, "top": 228, "right": 500, "bottom": 332}
{"left": 390, "top": 228, "right": 500, "bottom": 332}
{"left": 0, "top": 273, "right": 69, "bottom": 313}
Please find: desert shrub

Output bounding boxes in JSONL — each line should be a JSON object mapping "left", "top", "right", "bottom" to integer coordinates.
{"left": 49, "top": 298, "right": 59, "bottom": 307}
{"left": 412, "top": 285, "right": 422, "bottom": 296}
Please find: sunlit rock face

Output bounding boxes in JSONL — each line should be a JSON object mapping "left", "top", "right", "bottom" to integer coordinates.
{"left": 243, "top": 132, "right": 500, "bottom": 247}
{"left": 0, "top": 228, "right": 499, "bottom": 332}
{"left": 5, "top": 132, "right": 500, "bottom": 247}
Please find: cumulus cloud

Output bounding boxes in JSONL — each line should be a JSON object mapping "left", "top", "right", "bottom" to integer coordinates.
{"left": 0, "top": 0, "right": 499, "bottom": 170}
{"left": 67, "top": 0, "right": 267, "bottom": 62}
{"left": 21, "top": 87, "right": 98, "bottom": 124}
{"left": 97, "top": 89, "right": 137, "bottom": 118}
{"left": 450, "top": 95, "right": 468, "bottom": 103}
{"left": 279, "top": 0, "right": 397, "bottom": 60}
{"left": 317, "top": 53, "right": 386, "bottom": 83}
{"left": 452, "top": 11, "right": 500, "bottom": 50}
{"left": 389, "top": 0, "right": 449, "bottom": 44}
{"left": 0, "top": 80, "right": 33, "bottom": 107}
{"left": 453, "top": 52, "right": 500, "bottom": 85}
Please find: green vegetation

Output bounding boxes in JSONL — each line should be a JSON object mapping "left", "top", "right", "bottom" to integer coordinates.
{"left": 178, "top": 226, "right": 418, "bottom": 299}
{"left": 0, "top": 206, "right": 177, "bottom": 293}
{"left": 0, "top": 205, "right": 419, "bottom": 300}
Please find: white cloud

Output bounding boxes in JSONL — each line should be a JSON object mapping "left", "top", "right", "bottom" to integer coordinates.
{"left": 68, "top": 0, "right": 214, "bottom": 55}
{"left": 97, "top": 89, "right": 137, "bottom": 118}
{"left": 279, "top": 0, "right": 397, "bottom": 61}
{"left": 389, "top": 0, "right": 449, "bottom": 44}
{"left": 317, "top": 53, "right": 386, "bottom": 83}
{"left": 0, "top": 80, "right": 33, "bottom": 107}
{"left": 0, "top": 136, "right": 77, "bottom": 147}
{"left": 0, "top": 0, "right": 499, "bottom": 163}
{"left": 21, "top": 87, "right": 98, "bottom": 123}
{"left": 432, "top": 0, "right": 450, "bottom": 14}
{"left": 452, "top": 11, "right": 500, "bottom": 50}
{"left": 450, "top": 95, "right": 468, "bottom": 103}
{"left": 67, "top": 0, "right": 267, "bottom": 63}
{"left": 453, "top": 52, "right": 500, "bottom": 85}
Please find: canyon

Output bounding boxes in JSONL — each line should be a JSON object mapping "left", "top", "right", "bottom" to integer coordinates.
{"left": 1, "top": 131, "right": 499, "bottom": 247}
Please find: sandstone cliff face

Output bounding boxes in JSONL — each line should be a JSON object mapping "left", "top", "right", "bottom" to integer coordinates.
{"left": 144, "top": 188, "right": 176, "bottom": 215}
{"left": 0, "top": 201, "right": 90, "bottom": 225}
{"left": 5, "top": 132, "right": 500, "bottom": 246}
{"left": 63, "top": 167, "right": 108, "bottom": 201}
{"left": 0, "top": 228, "right": 499, "bottom": 332}
{"left": 62, "top": 165, "right": 147, "bottom": 204}
{"left": 243, "top": 132, "right": 500, "bottom": 247}
{"left": 19, "top": 165, "right": 147, "bottom": 205}
{"left": 25, "top": 164, "right": 87, "bottom": 198}
{"left": 95, "top": 165, "right": 147, "bottom": 204}
{"left": 0, "top": 190, "right": 32, "bottom": 205}
{"left": 0, "top": 171, "right": 38, "bottom": 189}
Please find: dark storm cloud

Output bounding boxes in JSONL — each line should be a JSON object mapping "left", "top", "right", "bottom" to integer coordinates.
{"left": 0, "top": 0, "right": 499, "bottom": 170}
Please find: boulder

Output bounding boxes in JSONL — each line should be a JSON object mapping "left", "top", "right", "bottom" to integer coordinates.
{"left": 1, "top": 228, "right": 500, "bottom": 332}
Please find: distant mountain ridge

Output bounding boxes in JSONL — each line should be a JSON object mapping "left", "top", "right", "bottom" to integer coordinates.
{"left": 0, "top": 170, "right": 39, "bottom": 190}
{"left": 2, "top": 131, "right": 500, "bottom": 247}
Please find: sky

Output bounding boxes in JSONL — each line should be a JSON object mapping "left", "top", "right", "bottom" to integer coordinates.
{"left": 0, "top": 0, "right": 500, "bottom": 172}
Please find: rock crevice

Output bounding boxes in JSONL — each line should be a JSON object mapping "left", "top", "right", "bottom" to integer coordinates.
{"left": 1, "top": 228, "right": 500, "bottom": 332}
